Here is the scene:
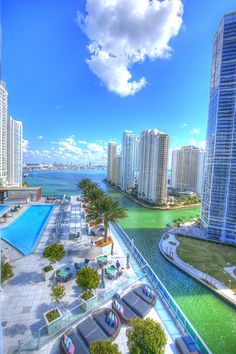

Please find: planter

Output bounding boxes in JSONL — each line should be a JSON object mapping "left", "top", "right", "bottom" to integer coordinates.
{"left": 95, "top": 236, "right": 113, "bottom": 255}
{"left": 43, "top": 307, "right": 63, "bottom": 335}
{"left": 79, "top": 291, "right": 96, "bottom": 312}
{"left": 42, "top": 265, "right": 55, "bottom": 281}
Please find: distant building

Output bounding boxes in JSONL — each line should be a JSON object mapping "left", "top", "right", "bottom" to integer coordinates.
{"left": 0, "top": 81, "right": 8, "bottom": 187}
{"left": 171, "top": 146, "right": 204, "bottom": 194}
{"left": 8, "top": 117, "right": 23, "bottom": 187}
{"left": 138, "top": 129, "right": 169, "bottom": 205}
{"left": 121, "top": 131, "right": 139, "bottom": 191}
{"left": 107, "top": 142, "right": 117, "bottom": 182}
{"left": 0, "top": 82, "right": 23, "bottom": 188}
{"left": 110, "top": 154, "right": 122, "bottom": 187}
{"left": 201, "top": 12, "right": 236, "bottom": 244}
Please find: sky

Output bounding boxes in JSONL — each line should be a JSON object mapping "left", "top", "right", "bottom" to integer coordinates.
{"left": 1, "top": 0, "right": 236, "bottom": 164}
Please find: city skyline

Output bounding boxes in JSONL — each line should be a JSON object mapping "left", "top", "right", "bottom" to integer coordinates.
{"left": 2, "top": 0, "right": 236, "bottom": 164}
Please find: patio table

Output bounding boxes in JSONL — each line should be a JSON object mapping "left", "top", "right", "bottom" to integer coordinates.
{"left": 97, "top": 256, "right": 107, "bottom": 264}
{"left": 105, "top": 266, "right": 117, "bottom": 277}
{"left": 58, "top": 269, "right": 70, "bottom": 277}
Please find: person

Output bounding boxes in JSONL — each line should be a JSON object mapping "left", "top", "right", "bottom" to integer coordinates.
{"left": 116, "top": 260, "right": 121, "bottom": 269}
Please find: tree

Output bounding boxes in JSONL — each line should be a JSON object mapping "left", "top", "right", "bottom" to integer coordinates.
{"left": 43, "top": 244, "right": 66, "bottom": 264}
{"left": 88, "top": 195, "right": 127, "bottom": 242}
{"left": 90, "top": 340, "right": 121, "bottom": 354}
{"left": 50, "top": 284, "right": 65, "bottom": 304}
{"left": 1, "top": 262, "right": 14, "bottom": 284}
{"left": 127, "top": 318, "right": 167, "bottom": 354}
{"left": 76, "top": 267, "right": 100, "bottom": 299}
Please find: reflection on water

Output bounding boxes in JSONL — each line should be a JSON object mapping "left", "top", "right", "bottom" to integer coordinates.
{"left": 24, "top": 170, "right": 236, "bottom": 353}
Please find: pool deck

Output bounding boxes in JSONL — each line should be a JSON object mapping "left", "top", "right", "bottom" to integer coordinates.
{"left": 1, "top": 197, "right": 183, "bottom": 353}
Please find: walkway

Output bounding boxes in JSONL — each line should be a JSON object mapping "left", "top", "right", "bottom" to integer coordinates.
{"left": 160, "top": 232, "right": 236, "bottom": 307}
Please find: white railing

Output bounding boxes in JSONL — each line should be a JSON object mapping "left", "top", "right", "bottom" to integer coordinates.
{"left": 111, "top": 221, "right": 212, "bottom": 354}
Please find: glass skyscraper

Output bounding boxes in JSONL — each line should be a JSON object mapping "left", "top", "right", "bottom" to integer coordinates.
{"left": 201, "top": 12, "right": 236, "bottom": 244}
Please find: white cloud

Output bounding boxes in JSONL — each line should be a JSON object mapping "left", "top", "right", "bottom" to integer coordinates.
{"left": 37, "top": 135, "right": 44, "bottom": 140}
{"left": 22, "top": 139, "right": 29, "bottom": 153}
{"left": 78, "top": 0, "right": 183, "bottom": 96}
{"left": 24, "top": 136, "right": 108, "bottom": 164}
{"left": 191, "top": 128, "right": 200, "bottom": 134}
{"left": 182, "top": 123, "right": 188, "bottom": 128}
{"left": 190, "top": 138, "right": 196, "bottom": 146}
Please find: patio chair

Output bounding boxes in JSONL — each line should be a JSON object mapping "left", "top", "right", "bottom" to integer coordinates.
{"left": 121, "top": 290, "right": 152, "bottom": 318}
{"left": 76, "top": 316, "right": 108, "bottom": 347}
{"left": 60, "top": 327, "right": 89, "bottom": 354}
{"left": 92, "top": 307, "right": 121, "bottom": 340}
{"left": 175, "top": 335, "right": 202, "bottom": 354}
{"left": 112, "top": 297, "right": 138, "bottom": 323}
{"left": 132, "top": 283, "right": 157, "bottom": 306}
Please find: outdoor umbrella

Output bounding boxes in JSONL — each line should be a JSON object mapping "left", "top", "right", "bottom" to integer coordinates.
{"left": 78, "top": 244, "right": 101, "bottom": 260}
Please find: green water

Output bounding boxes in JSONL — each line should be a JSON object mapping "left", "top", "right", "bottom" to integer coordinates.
{"left": 24, "top": 170, "right": 236, "bottom": 353}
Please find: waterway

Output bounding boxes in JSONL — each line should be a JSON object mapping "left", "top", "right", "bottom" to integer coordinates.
{"left": 24, "top": 170, "right": 236, "bottom": 353}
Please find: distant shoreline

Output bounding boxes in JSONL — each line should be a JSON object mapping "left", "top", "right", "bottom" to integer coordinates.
{"left": 103, "top": 180, "right": 200, "bottom": 211}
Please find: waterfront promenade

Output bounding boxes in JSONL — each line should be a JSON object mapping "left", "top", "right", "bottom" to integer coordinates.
{"left": 160, "top": 232, "right": 236, "bottom": 307}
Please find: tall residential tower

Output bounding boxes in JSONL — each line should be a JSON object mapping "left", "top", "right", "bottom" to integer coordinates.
{"left": 201, "top": 12, "right": 236, "bottom": 244}
{"left": 121, "top": 131, "right": 139, "bottom": 191}
{"left": 0, "top": 82, "right": 23, "bottom": 187}
{"left": 171, "top": 146, "right": 205, "bottom": 194}
{"left": 0, "top": 81, "right": 8, "bottom": 187}
{"left": 107, "top": 142, "right": 117, "bottom": 183}
{"left": 138, "top": 129, "right": 169, "bottom": 205}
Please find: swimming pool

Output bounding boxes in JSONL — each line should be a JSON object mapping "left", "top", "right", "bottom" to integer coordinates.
{"left": 0, "top": 205, "right": 54, "bottom": 255}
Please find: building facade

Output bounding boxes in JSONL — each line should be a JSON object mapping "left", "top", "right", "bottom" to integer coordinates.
{"left": 138, "top": 129, "right": 169, "bottom": 205}
{"left": 110, "top": 154, "right": 122, "bottom": 187}
{"left": 8, "top": 117, "right": 23, "bottom": 187}
{"left": 201, "top": 12, "right": 236, "bottom": 244}
{"left": 121, "top": 131, "right": 139, "bottom": 191}
{"left": 0, "top": 81, "right": 8, "bottom": 187}
{"left": 0, "top": 82, "right": 23, "bottom": 188}
{"left": 107, "top": 142, "right": 117, "bottom": 182}
{"left": 171, "top": 146, "right": 205, "bottom": 194}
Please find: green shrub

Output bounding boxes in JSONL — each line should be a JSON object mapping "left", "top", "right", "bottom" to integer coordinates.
{"left": 50, "top": 284, "right": 65, "bottom": 304}
{"left": 127, "top": 318, "right": 167, "bottom": 354}
{"left": 90, "top": 340, "right": 121, "bottom": 354}
{"left": 43, "top": 244, "right": 66, "bottom": 263}
{"left": 45, "top": 309, "right": 61, "bottom": 323}
{"left": 76, "top": 267, "right": 100, "bottom": 297}
{"left": 1, "top": 262, "right": 14, "bottom": 283}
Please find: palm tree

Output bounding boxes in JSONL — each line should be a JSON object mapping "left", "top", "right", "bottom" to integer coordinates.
{"left": 86, "top": 188, "right": 105, "bottom": 206}
{"left": 88, "top": 195, "right": 127, "bottom": 242}
{"left": 77, "top": 178, "right": 94, "bottom": 193}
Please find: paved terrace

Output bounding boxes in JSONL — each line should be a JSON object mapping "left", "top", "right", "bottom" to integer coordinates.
{"left": 1, "top": 197, "right": 182, "bottom": 353}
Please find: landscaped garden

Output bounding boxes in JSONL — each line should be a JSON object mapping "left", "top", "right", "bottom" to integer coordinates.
{"left": 176, "top": 235, "right": 236, "bottom": 291}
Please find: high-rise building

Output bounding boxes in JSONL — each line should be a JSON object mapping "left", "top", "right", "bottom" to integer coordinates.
{"left": 0, "top": 82, "right": 23, "bottom": 187}
{"left": 8, "top": 117, "right": 23, "bottom": 187}
{"left": 110, "top": 154, "right": 122, "bottom": 187}
{"left": 201, "top": 12, "right": 236, "bottom": 244}
{"left": 138, "top": 129, "right": 169, "bottom": 205}
{"left": 121, "top": 131, "right": 139, "bottom": 191}
{"left": 171, "top": 146, "right": 205, "bottom": 194}
{"left": 107, "top": 142, "right": 117, "bottom": 182}
{"left": 0, "top": 81, "right": 8, "bottom": 187}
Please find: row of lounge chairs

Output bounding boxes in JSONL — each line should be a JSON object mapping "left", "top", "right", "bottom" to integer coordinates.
{"left": 60, "top": 283, "right": 157, "bottom": 354}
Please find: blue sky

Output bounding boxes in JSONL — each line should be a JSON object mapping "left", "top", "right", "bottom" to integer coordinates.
{"left": 1, "top": 0, "right": 236, "bottom": 164}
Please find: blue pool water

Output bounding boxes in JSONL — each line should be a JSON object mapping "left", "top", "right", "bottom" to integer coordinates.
{"left": 0, "top": 205, "right": 54, "bottom": 255}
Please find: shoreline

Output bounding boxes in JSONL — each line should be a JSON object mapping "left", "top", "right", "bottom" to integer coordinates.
{"left": 159, "top": 233, "right": 236, "bottom": 308}
{"left": 103, "top": 180, "right": 200, "bottom": 211}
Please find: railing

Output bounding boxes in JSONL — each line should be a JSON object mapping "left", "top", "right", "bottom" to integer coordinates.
{"left": 111, "top": 221, "right": 212, "bottom": 354}
{"left": 16, "top": 264, "right": 147, "bottom": 353}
